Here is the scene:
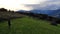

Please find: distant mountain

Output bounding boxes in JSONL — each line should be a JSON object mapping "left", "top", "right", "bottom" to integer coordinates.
{"left": 30, "top": 10, "right": 60, "bottom": 18}
{"left": 17, "top": 9, "right": 60, "bottom": 18}
{"left": 30, "top": 10, "right": 60, "bottom": 15}
{"left": 17, "top": 10, "right": 26, "bottom": 12}
{"left": 52, "top": 12, "right": 60, "bottom": 18}
{"left": 17, "top": 9, "right": 60, "bottom": 14}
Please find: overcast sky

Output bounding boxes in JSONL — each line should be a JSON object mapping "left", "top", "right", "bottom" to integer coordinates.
{"left": 0, "top": 0, "right": 60, "bottom": 11}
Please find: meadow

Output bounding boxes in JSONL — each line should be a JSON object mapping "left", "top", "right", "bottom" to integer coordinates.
{"left": 0, "top": 16, "right": 60, "bottom": 34}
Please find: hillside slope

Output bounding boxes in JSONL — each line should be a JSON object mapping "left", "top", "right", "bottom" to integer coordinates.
{"left": 0, "top": 16, "right": 60, "bottom": 34}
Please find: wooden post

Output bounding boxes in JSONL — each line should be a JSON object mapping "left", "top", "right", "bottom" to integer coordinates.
{"left": 8, "top": 18, "right": 11, "bottom": 29}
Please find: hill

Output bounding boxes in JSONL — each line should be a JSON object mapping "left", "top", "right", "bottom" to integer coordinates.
{"left": 0, "top": 16, "right": 60, "bottom": 34}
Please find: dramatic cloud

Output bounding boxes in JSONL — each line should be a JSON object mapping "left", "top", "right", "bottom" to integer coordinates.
{"left": 25, "top": 0, "right": 60, "bottom": 10}
{"left": 0, "top": 0, "right": 45, "bottom": 11}
{"left": 0, "top": 0, "right": 60, "bottom": 11}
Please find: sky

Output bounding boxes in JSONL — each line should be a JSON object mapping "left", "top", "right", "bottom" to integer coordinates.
{"left": 26, "top": 0, "right": 60, "bottom": 10}
{"left": 0, "top": 0, "right": 60, "bottom": 11}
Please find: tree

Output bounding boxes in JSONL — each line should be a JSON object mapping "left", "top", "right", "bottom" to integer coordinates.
{"left": 0, "top": 8, "right": 7, "bottom": 11}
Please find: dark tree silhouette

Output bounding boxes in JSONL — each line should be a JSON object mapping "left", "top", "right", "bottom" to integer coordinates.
{"left": 0, "top": 8, "right": 7, "bottom": 11}
{"left": 50, "top": 18, "right": 58, "bottom": 26}
{"left": 40, "top": 14, "right": 48, "bottom": 19}
{"left": 46, "top": 16, "right": 53, "bottom": 21}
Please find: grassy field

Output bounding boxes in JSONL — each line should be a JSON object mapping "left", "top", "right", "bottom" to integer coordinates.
{"left": 0, "top": 16, "right": 60, "bottom": 34}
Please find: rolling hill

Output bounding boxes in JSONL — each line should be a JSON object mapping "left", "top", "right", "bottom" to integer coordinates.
{"left": 0, "top": 16, "right": 60, "bottom": 34}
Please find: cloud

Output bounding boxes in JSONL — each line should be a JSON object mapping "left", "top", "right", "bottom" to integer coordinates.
{"left": 0, "top": 0, "right": 48, "bottom": 11}
{"left": 0, "top": 0, "right": 60, "bottom": 11}
{"left": 25, "top": 0, "right": 60, "bottom": 10}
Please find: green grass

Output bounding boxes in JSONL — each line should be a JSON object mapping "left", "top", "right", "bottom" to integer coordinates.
{"left": 0, "top": 16, "right": 60, "bottom": 34}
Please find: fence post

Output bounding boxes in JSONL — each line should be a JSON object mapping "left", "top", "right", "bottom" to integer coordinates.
{"left": 8, "top": 18, "right": 11, "bottom": 29}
